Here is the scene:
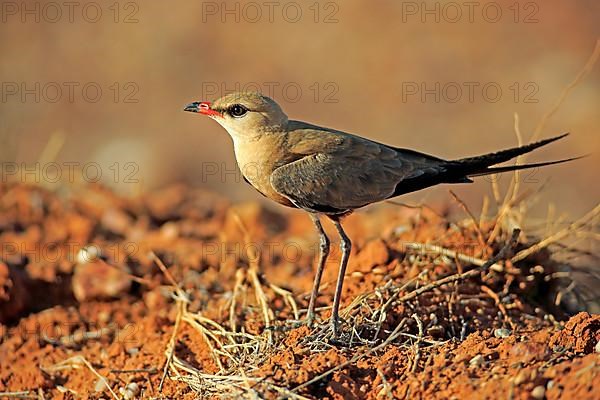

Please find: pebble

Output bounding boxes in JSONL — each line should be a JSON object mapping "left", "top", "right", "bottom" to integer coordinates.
{"left": 97, "top": 310, "right": 110, "bottom": 323}
{"left": 160, "top": 222, "right": 179, "bottom": 240}
{"left": 76, "top": 245, "right": 101, "bottom": 264}
{"left": 393, "top": 225, "right": 410, "bottom": 235}
{"left": 514, "top": 370, "right": 528, "bottom": 385}
{"left": 469, "top": 354, "right": 484, "bottom": 367}
{"left": 494, "top": 328, "right": 512, "bottom": 338}
{"left": 595, "top": 339, "right": 600, "bottom": 353}
{"left": 56, "top": 386, "right": 69, "bottom": 393}
{"left": 372, "top": 267, "right": 387, "bottom": 275}
{"left": 95, "top": 378, "right": 109, "bottom": 393}
{"left": 119, "top": 382, "right": 140, "bottom": 400}
{"left": 531, "top": 385, "right": 545, "bottom": 399}
{"left": 531, "top": 265, "right": 545, "bottom": 274}
{"left": 429, "top": 313, "right": 438, "bottom": 324}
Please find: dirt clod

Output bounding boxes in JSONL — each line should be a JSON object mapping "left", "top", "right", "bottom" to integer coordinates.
{"left": 549, "top": 312, "right": 600, "bottom": 354}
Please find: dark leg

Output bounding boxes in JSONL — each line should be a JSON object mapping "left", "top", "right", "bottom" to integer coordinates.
{"left": 306, "top": 213, "right": 330, "bottom": 327}
{"left": 330, "top": 217, "right": 351, "bottom": 337}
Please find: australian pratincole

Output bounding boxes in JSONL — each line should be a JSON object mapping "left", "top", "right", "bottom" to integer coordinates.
{"left": 185, "top": 91, "right": 577, "bottom": 337}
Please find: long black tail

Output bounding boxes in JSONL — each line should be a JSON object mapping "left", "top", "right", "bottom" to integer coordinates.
{"left": 447, "top": 133, "right": 580, "bottom": 178}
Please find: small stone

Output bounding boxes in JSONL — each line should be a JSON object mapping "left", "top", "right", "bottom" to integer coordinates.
{"left": 547, "top": 380, "right": 554, "bottom": 389}
{"left": 514, "top": 370, "right": 528, "bottom": 385}
{"left": 160, "top": 222, "right": 179, "bottom": 240}
{"left": 119, "top": 382, "right": 140, "bottom": 400}
{"left": 76, "top": 245, "right": 101, "bottom": 264}
{"left": 372, "top": 267, "right": 387, "bottom": 275}
{"left": 97, "top": 310, "right": 110, "bottom": 323}
{"left": 393, "top": 225, "right": 410, "bottom": 235}
{"left": 469, "top": 354, "right": 484, "bottom": 367}
{"left": 429, "top": 313, "right": 438, "bottom": 324}
{"left": 531, "top": 385, "right": 545, "bottom": 399}
{"left": 56, "top": 386, "right": 68, "bottom": 393}
{"left": 531, "top": 265, "right": 545, "bottom": 274}
{"left": 126, "top": 347, "right": 139, "bottom": 355}
{"left": 95, "top": 378, "right": 108, "bottom": 393}
{"left": 595, "top": 339, "right": 600, "bottom": 353}
{"left": 494, "top": 328, "right": 512, "bottom": 338}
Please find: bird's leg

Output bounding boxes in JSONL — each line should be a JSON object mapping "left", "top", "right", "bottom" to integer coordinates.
{"left": 330, "top": 217, "right": 351, "bottom": 338}
{"left": 306, "top": 213, "right": 330, "bottom": 327}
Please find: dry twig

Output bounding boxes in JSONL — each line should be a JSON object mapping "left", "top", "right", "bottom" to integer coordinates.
{"left": 399, "top": 230, "right": 521, "bottom": 303}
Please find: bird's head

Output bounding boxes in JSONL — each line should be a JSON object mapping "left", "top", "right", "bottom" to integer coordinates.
{"left": 184, "top": 92, "right": 288, "bottom": 140}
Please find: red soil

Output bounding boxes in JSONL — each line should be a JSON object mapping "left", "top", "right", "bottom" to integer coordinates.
{"left": 0, "top": 183, "right": 598, "bottom": 399}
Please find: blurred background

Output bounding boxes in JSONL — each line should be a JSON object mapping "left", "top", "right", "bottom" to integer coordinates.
{"left": 1, "top": 0, "right": 598, "bottom": 221}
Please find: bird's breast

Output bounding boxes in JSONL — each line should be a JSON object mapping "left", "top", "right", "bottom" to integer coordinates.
{"left": 232, "top": 136, "right": 296, "bottom": 208}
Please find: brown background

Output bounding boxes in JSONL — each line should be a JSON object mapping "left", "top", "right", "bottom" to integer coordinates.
{"left": 1, "top": 0, "right": 598, "bottom": 221}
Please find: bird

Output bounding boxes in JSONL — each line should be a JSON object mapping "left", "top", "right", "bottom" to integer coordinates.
{"left": 184, "top": 91, "right": 577, "bottom": 337}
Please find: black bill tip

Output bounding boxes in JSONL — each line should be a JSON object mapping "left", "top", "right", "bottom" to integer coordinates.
{"left": 184, "top": 101, "right": 200, "bottom": 113}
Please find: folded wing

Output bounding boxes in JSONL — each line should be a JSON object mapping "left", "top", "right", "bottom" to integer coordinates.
{"left": 270, "top": 128, "right": 449, "bottom": 214}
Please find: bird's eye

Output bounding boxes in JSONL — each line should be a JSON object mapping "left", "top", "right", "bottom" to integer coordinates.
{"left": 229, "top": 104, "right": 248, "bottom": 118}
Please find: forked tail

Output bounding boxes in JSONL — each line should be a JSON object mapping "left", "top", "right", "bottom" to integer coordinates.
{"left": 447, "top": 133, "right": 581, "bottom": 179}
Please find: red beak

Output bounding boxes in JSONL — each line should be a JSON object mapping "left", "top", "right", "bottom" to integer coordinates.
{"left": 184, "top": 101, "right": 222, "bottom": 117}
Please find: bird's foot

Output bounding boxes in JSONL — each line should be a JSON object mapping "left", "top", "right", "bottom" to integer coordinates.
{"left": 331, "top": 318, "right": 341, "bottom": 339}
{"left": 305, "top": 311, "right": 317, "bottom": 328}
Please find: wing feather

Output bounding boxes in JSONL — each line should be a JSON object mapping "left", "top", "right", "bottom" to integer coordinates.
{"left": 270, "top": 127, "right": 448, "bottom": 213}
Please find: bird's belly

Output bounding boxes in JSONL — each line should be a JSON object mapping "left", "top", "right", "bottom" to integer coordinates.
{"left": 244, "top": 174, "right": 296, "bottom": 208}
